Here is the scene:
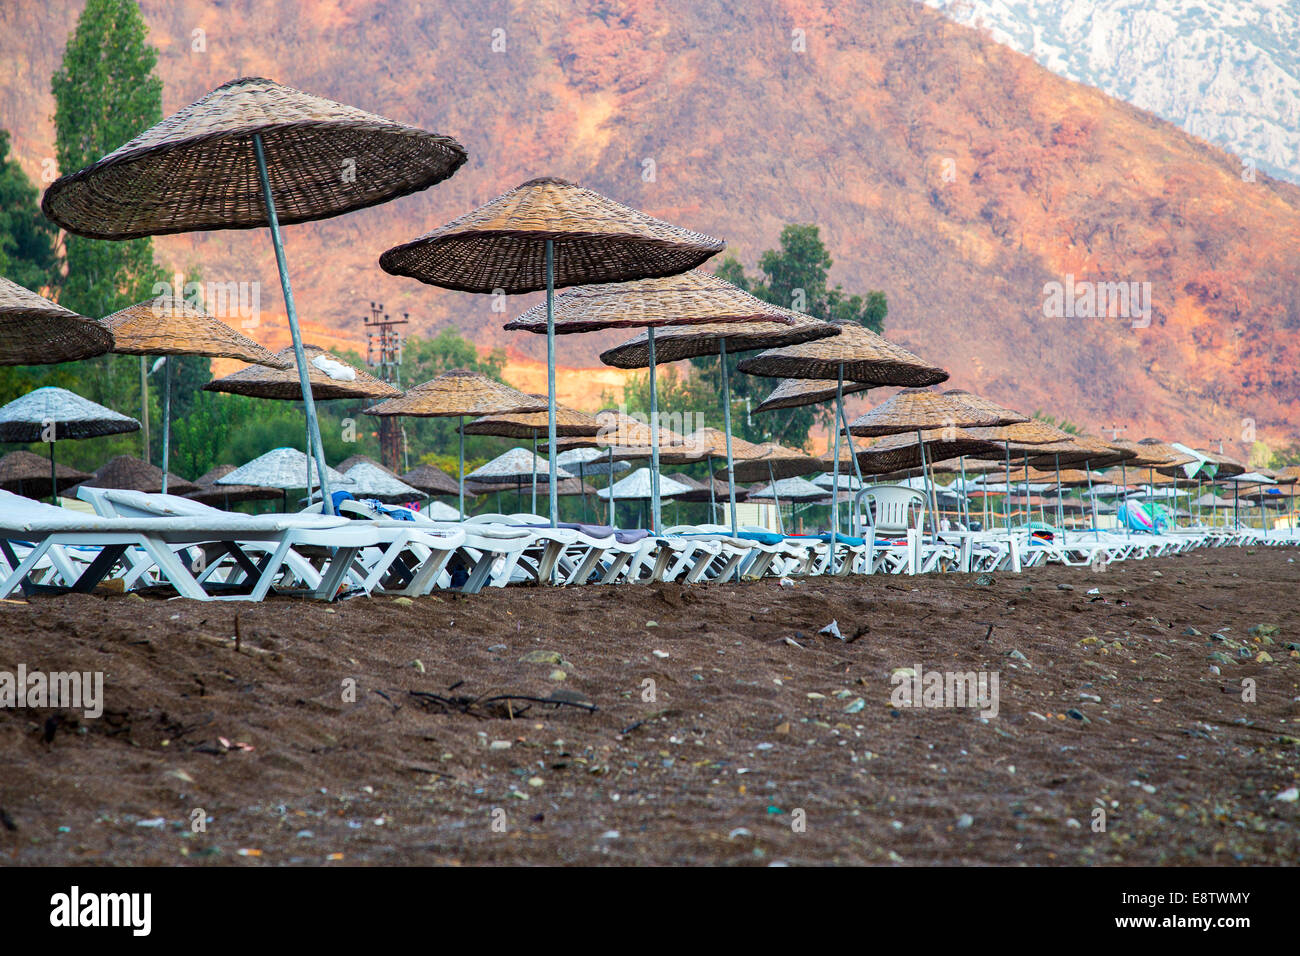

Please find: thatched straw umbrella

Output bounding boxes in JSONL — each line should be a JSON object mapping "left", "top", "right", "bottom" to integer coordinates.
{"left": 337, "top": 461, "right": 422, "bottom": 503}
{"left": 43, "top": 76, "right": 467, "bottom": 514}
{"left": 103, "top": 295, "right": 288, "bottom": 492}
{"left": 596, "top": 467, "right": 695, "bottom": 529}
{"left": 465, "top": 447, "right": 575, "bottom": 515}
{"left": 0, "top": 277, "right": 112, "bottom": 366}
{"left": 217, "top": 447, "right": 354, "bottom": 512}
{"left": 574, "top": 272, "right": 833, "bottom": 532}
{"left": 77, "top": 454, "right": 199, "bottom": 496}
{"left": 464, "top": 395, "right": 601, "bottom": 517}
{"left": 400, "top": 462, "right": 463, "bottom": 498}
{"left": 754, "top": 377, "right": 872, "bottom": 413}
{"left": 363, "top": 369, "right": 546, "bottom": 519}
{"left": 0, "top": 387, "right": 140, "bottom": 502}
{"left": 186, "top": 464, "right": 281, "bottom": 509}
{"left": 381, "top": 178, "right": 725, "bottom": 528}
{"left": 206, "top": 344, "right": 398, "bottom": 499}
{"left": 848, "top": 389, "right": 1006, "bottom": 536}
{"left": 739, "top": 325, "right": 948, "bottom": 569}
{"left": 0, "top": 449, "right": 90, "bottom": 499}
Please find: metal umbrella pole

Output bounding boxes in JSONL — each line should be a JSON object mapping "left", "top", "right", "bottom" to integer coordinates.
{"left": 160, "top": 357, "right": 172, "bottom": 493}
{"left": 828, "top": 367, "right": 844, "bottom": 574}
{"left": 608, "top": 446, "right": 616, "bottom": 526}
{"left": 836, "top": 388, "right": 865, "bottom": 532}
{"left": 579, "top": 461, "right": 587, "bottom": 524}
{"left": 1085, "top": 461, "right": 1099, "bottom": 539}
{"left": 648, "top": 326, "right": 661, "bottom": 532}
{"left": 719, "top": 337, "right": 739, "bottom": 536}
{"left": 47, "top": 441, "right": 57, "bottom": 504}
{"left": 768, "top": 460, "right": 784, "bottom": 534}
{"left": 706, "top": 454, "right": 716, "bottom": 522}
{"left": 1120, "top": 459, "right": 1131, "bottom": 538}
{"left": 253, "top": 133, "right": 332, "bottom": 515}
{"left": 1055, "top": 452, "right": 1065, "bottom": 543}
{"left": 917, "top": 429, "right": 940, "bottom": 536}
{"left": 544, "top": 239, "right": 559, "bottom": 529}
{"left": 531, "top": 433, "right": 538, "bottom": 516}
{"left": 1002, "top": 441, "right": 1013, "bottom": 532}
{"left": 457, "top": 416, "right": 466, "bottom": 520}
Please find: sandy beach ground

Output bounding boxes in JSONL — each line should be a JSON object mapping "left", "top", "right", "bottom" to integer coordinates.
{"left": 1, "top": 547, "right": 1297, "bottom": 866}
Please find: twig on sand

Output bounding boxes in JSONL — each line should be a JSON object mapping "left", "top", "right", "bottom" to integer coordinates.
{"left": 407, "top": 689, "right": 596, "bottom": 719}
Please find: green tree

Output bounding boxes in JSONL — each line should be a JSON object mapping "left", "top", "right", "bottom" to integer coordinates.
{"left": 48, "top": 0, "right": 169, "bottom": 462}
{"left": 0, "top": 130, "right": 60, "bottom": 291}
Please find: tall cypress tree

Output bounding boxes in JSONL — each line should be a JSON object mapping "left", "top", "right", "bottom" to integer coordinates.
{"left": 50, "top": 0, "right": 170, "bottom": 463}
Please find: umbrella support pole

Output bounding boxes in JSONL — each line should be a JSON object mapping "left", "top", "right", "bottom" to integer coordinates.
{"left": 458, "top": 417, "right": 466, "bottom": 520}
{"left": 706, "top": 454, "right": 716, "bottom": 523}
{"left": 160, "top": 356, "right": 172, "bottom": 494}
{"left": 719, "top": 338, "right": 739, "bottom": 538}
{"left": 579, "top": 461, "right": 587, "bottom": 524}
{"left": 1055, "top": 453, "right": 1065, "bottom": 544}
{"left": 837, "top": 395, "right": 864, "bottom": 533}
{"left": 768, "top": 460, "right": 784, "bottom": 535}
{"left": 531, "top": 433, "right": 538, "bottom": 517}
{"left": 139, "top": 356, "right": 150, "bottom": 465}
{"left": 608, "top": 446, "right": 616, "bottom": 527}
{"left": 48, "top": 441, "right": 57, "bottom": 505}
{"left": 1003, "top": 442, "right": 1012, "bottom": 532}
{"left": 545, "top": 240, "right": 559, "bottom": 528}
{"left": 918, "top": 428, "right": 939, "bottom": 538}
{"left": 959, "top": 457, "right": 969, "bottom": 530}
{"left": 254, "top": 133, "right": 333, "bottom": 515}
{"left": 1122, "top": 460, "right": 1131, "bottom": 538}
{"left": 828, "top": 369, "right": 843, "bottom": 574}
{"left": 648, "top": 327, "right": 661, "bottom": 533}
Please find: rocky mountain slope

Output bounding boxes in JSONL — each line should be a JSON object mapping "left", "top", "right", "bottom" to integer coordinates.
{"left": 923, "top": 0, "right": 1300, "bottom": 183}
{"left": 1, "top": 0, "right": 1297, "bottom": 450}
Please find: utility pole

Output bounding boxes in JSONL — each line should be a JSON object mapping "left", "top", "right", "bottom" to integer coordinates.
{"left": 365, "top": 301, "right": 408, "bottom": 472}
{"left": 1103, "top": 424, "right": 1127, "bottom": 441}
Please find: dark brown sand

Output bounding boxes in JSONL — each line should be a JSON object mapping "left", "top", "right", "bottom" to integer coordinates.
{"left": 1, "top": 547, "right": 1297, "bottom": 866}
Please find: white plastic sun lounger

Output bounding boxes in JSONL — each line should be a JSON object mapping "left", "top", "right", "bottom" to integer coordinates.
{"left": 1, "top": 489, "right": 374, "bottom": 601}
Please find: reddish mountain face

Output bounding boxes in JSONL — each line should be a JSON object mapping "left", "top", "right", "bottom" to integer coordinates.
{"left": 3, "top": 0, "right": 1297, "bottom": 451}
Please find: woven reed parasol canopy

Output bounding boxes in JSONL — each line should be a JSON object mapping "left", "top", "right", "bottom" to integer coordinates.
{"left": 102, "top": 296, "right": 287, "bottom": 366}
{"left": 399, "top": 463, "right": 461, "bottom": 496}
{"left": 0, "top": 277, "right": 113, "bottom": 366}
{"left": 555, "top": 447, "right": 631, "bottom": 478}
{"left": 724, "top": 442, "right": 821, "bottom": 482}
{"left": 754, "top": 377, "right": 872, "bottom": 413}
{"left": 848, "top": 389, "right": 1008, "bottom": 438}
{"left": 217, "top": 447, "right": 353, "bottom": 490}
{"left": 337, "top": 453, "right": 390, "bottom": 474}
{"left": 941, "top": 389, "right": 1029, "bottom": 427}
{"left": 1100, "top": 438, "right": 1174, "bottom": 469}
{"left": 380, "top": 179, "right": 724, "bottom": 294}
{"left": 747, "top": 476, "right": 830, "bottom": 503}
{"left": 466, "top": 447, "right": 574, "bottom": 484}
{"left": 41, "top": 77, "right": 468, "bottom": 240}
{"left": 598, "top": 313, "right": 839, "bottom": 368}
{"left": 1187, "top": 448, "right": 1247, "bottom": 478}
{"left": 677, "top": 427, "right": 766, "bottom": 462}
{"left": 0, "top": 387, "right": 139, "bottom": 442}
{"left": 42, "top": 76, "right": 467, "bottom": 516}
{"left": 463, "top": 396, "right": 601, "bottom": 439}
{"left": 736, "top": 323, "right": 948, "bottom": 386}
{"left": 78, "top": 455, "right": 199, "bottom": 495}
{"left": 337, "top": 461, "right": 422, "bottom": 502}
{"left": 507, "top": 270, "right": 798, "bottom": 335}
{"left": 596, "top": 468, "right": 694, "bottom": 501}
{"left": 846, "top": 428, "right": 1004, "bottom": 475}
{"left": 1024, "top": 434, "right": 1133, "bottom": 469}
{"left": 205, "top": 344, "right": 399, "bottom": 400}
{"left": 363, "top": 369, "right": 545, "bottom": 418}
{"left": 543, "top": 409, "right": 692, "bottom": 455}
{"left": 185, "top": 464, "right": 282, "bottom": 506}
{"left": 1135, "top": 438, "right": 1197, "bottom": 469}
{"left": 0, "top": 450, "right": 90, "bottom": 496}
